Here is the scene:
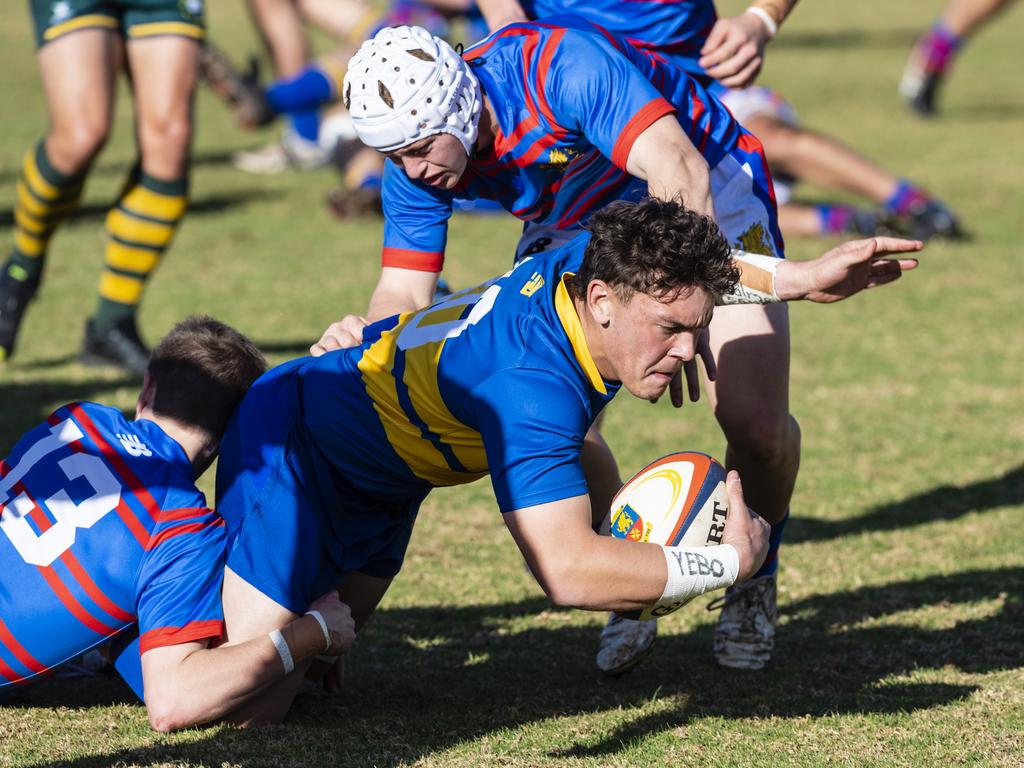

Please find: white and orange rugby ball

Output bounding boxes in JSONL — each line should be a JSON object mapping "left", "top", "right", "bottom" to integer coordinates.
{"left": 607, "top": 452, "right": 729, "bottom": 556}
{"left": 607, "top": 452, "right": 730, "bottom": 619}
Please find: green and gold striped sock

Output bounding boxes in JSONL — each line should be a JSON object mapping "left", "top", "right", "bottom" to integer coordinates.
{"left": 94, "top": 171, "right": 188, "bottom": 331}
{"left": 8, "top": 140, "right": 85, "bottom": 284}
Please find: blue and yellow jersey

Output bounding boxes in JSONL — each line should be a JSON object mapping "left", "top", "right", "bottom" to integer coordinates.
{"left": 0, "top": 403, "right": 224, "bottom": 689}
{"left": 291, "top": 234, "right": 619, "bottom": 513}
{"left": 522, "top": 0, "right": 717, "bottom": 77}
{"left": 380, "top": 17, "right": 742, "bottom": 272}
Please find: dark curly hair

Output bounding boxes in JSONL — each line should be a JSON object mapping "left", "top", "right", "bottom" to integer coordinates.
{"left": 147, "top": 315, "right": 267, "bottom": 440}
{"left": 569, "top": 197, "right": 738, "bottom": 302}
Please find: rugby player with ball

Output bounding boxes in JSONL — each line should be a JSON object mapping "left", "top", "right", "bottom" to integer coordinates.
{"left": 213, "top": 197, "right": 919, "bottom": 723}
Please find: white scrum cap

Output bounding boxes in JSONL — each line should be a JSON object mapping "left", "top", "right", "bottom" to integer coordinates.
{"left": 344, "top": 26, "right": 482, "bottom": 155}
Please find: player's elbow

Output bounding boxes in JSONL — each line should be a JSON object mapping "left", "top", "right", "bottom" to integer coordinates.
{"left": 145, "top": 691, "right": 206, "bottom": 733}
{"left": 536, "top": 563, "right": 596, "bottom": 609}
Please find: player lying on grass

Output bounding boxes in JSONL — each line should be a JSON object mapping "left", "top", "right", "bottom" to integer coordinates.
{"left": 711, "top": 83, "right": 964, "bottom": 241}
{"left": 213, "top": 198, "right": 920, "bottom": 724}
{"left": 0, "top": 317, "right": 355, "bottom": 732}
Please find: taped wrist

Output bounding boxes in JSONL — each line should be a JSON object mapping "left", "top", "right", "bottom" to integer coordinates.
{"left": 269, "top": 628, "right": 295, "bottom": 674}
{"left": 639, "top": 545, "right": 740, "bottom": 620}
{"left": 744, "top": 6, "right": 778, "bottom": 38}
{"left": 719, "top": 250, "right": 781, "bottom": 305}
{"left": 305, "top": 609, "right": 331, "bottom": 652}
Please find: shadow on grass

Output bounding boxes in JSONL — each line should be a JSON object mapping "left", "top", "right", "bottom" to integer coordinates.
{"left": 790, "top": 463, "right": 1024, "bottom": 544}
{"left": 772, "top": 28, "right": 919, "bottom": 50}
{"left": 0, "top": 189, "right": 286, "bottom": 230}
{"left": 13, "top": 567, "right": 1022, "bottom": 767}
{"left": 0, "top": 377, "right": 137, "bottom": 445}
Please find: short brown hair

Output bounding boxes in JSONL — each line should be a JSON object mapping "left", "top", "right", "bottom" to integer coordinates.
{"left": 570, "top": 197, "right": 739, "bottom": 302}
{"left": 147, "top": 316, "right": 267, "bottom": 439}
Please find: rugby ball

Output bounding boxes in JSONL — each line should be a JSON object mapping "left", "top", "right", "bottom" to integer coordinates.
{"left": 605, "top": 452, "right": 729, "bottom": 619}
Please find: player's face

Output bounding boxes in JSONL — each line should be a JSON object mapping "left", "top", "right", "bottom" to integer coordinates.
{"left": 387, "top": 134, "right": 468, "bottom": 190}
{"left": 601, "top": 286, "right": 715, "bottom": 402}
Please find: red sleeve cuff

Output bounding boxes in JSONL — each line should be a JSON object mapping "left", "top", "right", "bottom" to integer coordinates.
{"left": 139, "top": 619, "right": 224, "bottom": 655}
{"left": 610, "top": 97, "right": 677, "bottom": 170}
{"left": 382, "top": 247, "right": 445, "bottom": 272}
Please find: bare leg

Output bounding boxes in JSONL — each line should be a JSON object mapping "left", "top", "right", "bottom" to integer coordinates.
{"left": 777, "top": 204, "right": 830, "bottom": 238}
{"left": 296, "top": 0, "right": 373, "bottom": 39}
{"left": 38, "top": 29, "right": 120, "bottom": 175}
{"left": 220, "top": 567, "right": 309, "bottom": 726}
{"left": 126, "top": 36, "right": 199, "bottom": 180}
{"left": 247, "top": 0, "right": 310, "bottom": 77}
{"left": 220, "top": 567, "right": 394, "bottom": 724}
{"left": 746, "top": 114, "right": 899, "bottom": 205}
{"left": 703, "top": 303, "right": 800, "bottom": 527}
{"left": 941, "top": 0, "right": 1016, "bottom": 37}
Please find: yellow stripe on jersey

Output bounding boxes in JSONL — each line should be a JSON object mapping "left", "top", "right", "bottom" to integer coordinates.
{"left": 554, "top": 274, "right": 607, "bottom": 394}
{"left": 403, "top": 339, "right": 489, "bottom": 477}
{"left": 128, "top": 22, "right": 205, "bottom": 40}
{"left": 358, "top": 322, "right": 467, "bottom": 486}
{"left": 43, "top": 15, "right": 118, "bottom": 42}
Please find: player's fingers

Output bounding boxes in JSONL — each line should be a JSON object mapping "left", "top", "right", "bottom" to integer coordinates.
{"left": 870, "top": 237, "right": 925, "bottom": 256}
{"left": 684, "top": 359, "right": 701, "bottom": 403}
{"left": 670, "top": 368, "right": 684, "bottom": 408}
{"left": 718, "top": 55, "right": 762, "bottom": 88}
{"left": 701, "top": 41, "right": 743, "bottom": 72}
{"left": 699, "top": 339, "right": 717, "bottom": 382}
{"left": 725, "top": 470, "right": 748, "bottom": 514}
{"left": 707, "top": 40, "right": 758, "bottom": 79}
{"left": 699, "top": 20, "right": 729, "bottom": 54}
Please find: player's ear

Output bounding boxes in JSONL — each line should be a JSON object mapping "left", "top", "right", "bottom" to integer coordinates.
{"left": 136, "top": 371, "right": 156, "bottom": 419}
{"left": 588, "top": 280, "right": 615, "bottom": 327}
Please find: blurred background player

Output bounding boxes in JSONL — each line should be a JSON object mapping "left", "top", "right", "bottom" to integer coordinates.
{"left": 899, "top": 0, "right": 1018, "bottom": 116}
{"left": 1, "top": 0, "right": 204, "bottom": 374}
{"left": 0, "top": 316, "right": 355, "bottom": 731}
{"left": 201, "top": 0, "right": 489, "bottom": 220}
{"left": 713, "top": 84, "right": 965, "bottom": 240}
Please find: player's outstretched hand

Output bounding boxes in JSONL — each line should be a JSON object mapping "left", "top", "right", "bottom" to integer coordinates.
{"left": 310, "top": 315, "right": 368, "bottom": 356}
{"left": 698, "top": 12, "right": 773, "bottom": 87}
{"left": 776, "top": 237, "right": 922, "bottom": 304}
{"left": 721, "top": 472, "right": 770, "bottom": 582}
{"left": 308, "top": 591, "right": 356, "bottom": 656}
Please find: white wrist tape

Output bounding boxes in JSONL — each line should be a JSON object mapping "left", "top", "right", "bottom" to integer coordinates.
{"left": 640, "top": 545, "right": 740, "bottom": 620}
{"left": 744, "top": 6, "right": 778, "bottom": 38}
{"left": 305, "top": 610, "right": 331, "bottom": 652}
{"left": 269, "top": 629, "right": 294, "bottom": 674}
{"left": 719, "top": 250, "right": 781, "bottom": 305}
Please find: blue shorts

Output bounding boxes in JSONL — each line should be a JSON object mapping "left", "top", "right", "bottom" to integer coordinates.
{"left": 216, "top": 360, "right": 425, "bottom": 615}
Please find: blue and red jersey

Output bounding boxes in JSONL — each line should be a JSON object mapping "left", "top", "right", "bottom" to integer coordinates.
{"left": 0, "top": 402, "right": 225, "bottom": 690}
{"left": 521, "top": 0, "right": 717, "bottom": 76}
{"left": 381, "top": 17, "right": 742, "bottom": 273}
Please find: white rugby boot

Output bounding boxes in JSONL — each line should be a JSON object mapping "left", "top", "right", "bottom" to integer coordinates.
{"left": 595, "top": 613, "right": 657, "bottom": 676}
{"left": 710, "top": 574, "right": 777, "bottom": 670}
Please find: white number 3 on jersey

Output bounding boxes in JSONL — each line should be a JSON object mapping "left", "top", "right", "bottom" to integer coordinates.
{"left": 0, "top": 419, "right": 122, "bottom": 566}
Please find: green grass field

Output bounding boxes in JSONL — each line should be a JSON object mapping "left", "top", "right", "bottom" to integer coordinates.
{"left": 1, "top": 1, "right": 1022, "bottom": 765}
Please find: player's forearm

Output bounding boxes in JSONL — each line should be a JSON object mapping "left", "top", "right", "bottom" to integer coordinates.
{"left": 540, "top": 535, "right": 738, "bottom": 612}
{"left": 145, "top": 615, "right": 326, "bottom": 732}
{"left": 647, "top": 154, "right": 715, "bottom": 221}
{"left": 366, "top": 267, "right": 439, "bottom": 322}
